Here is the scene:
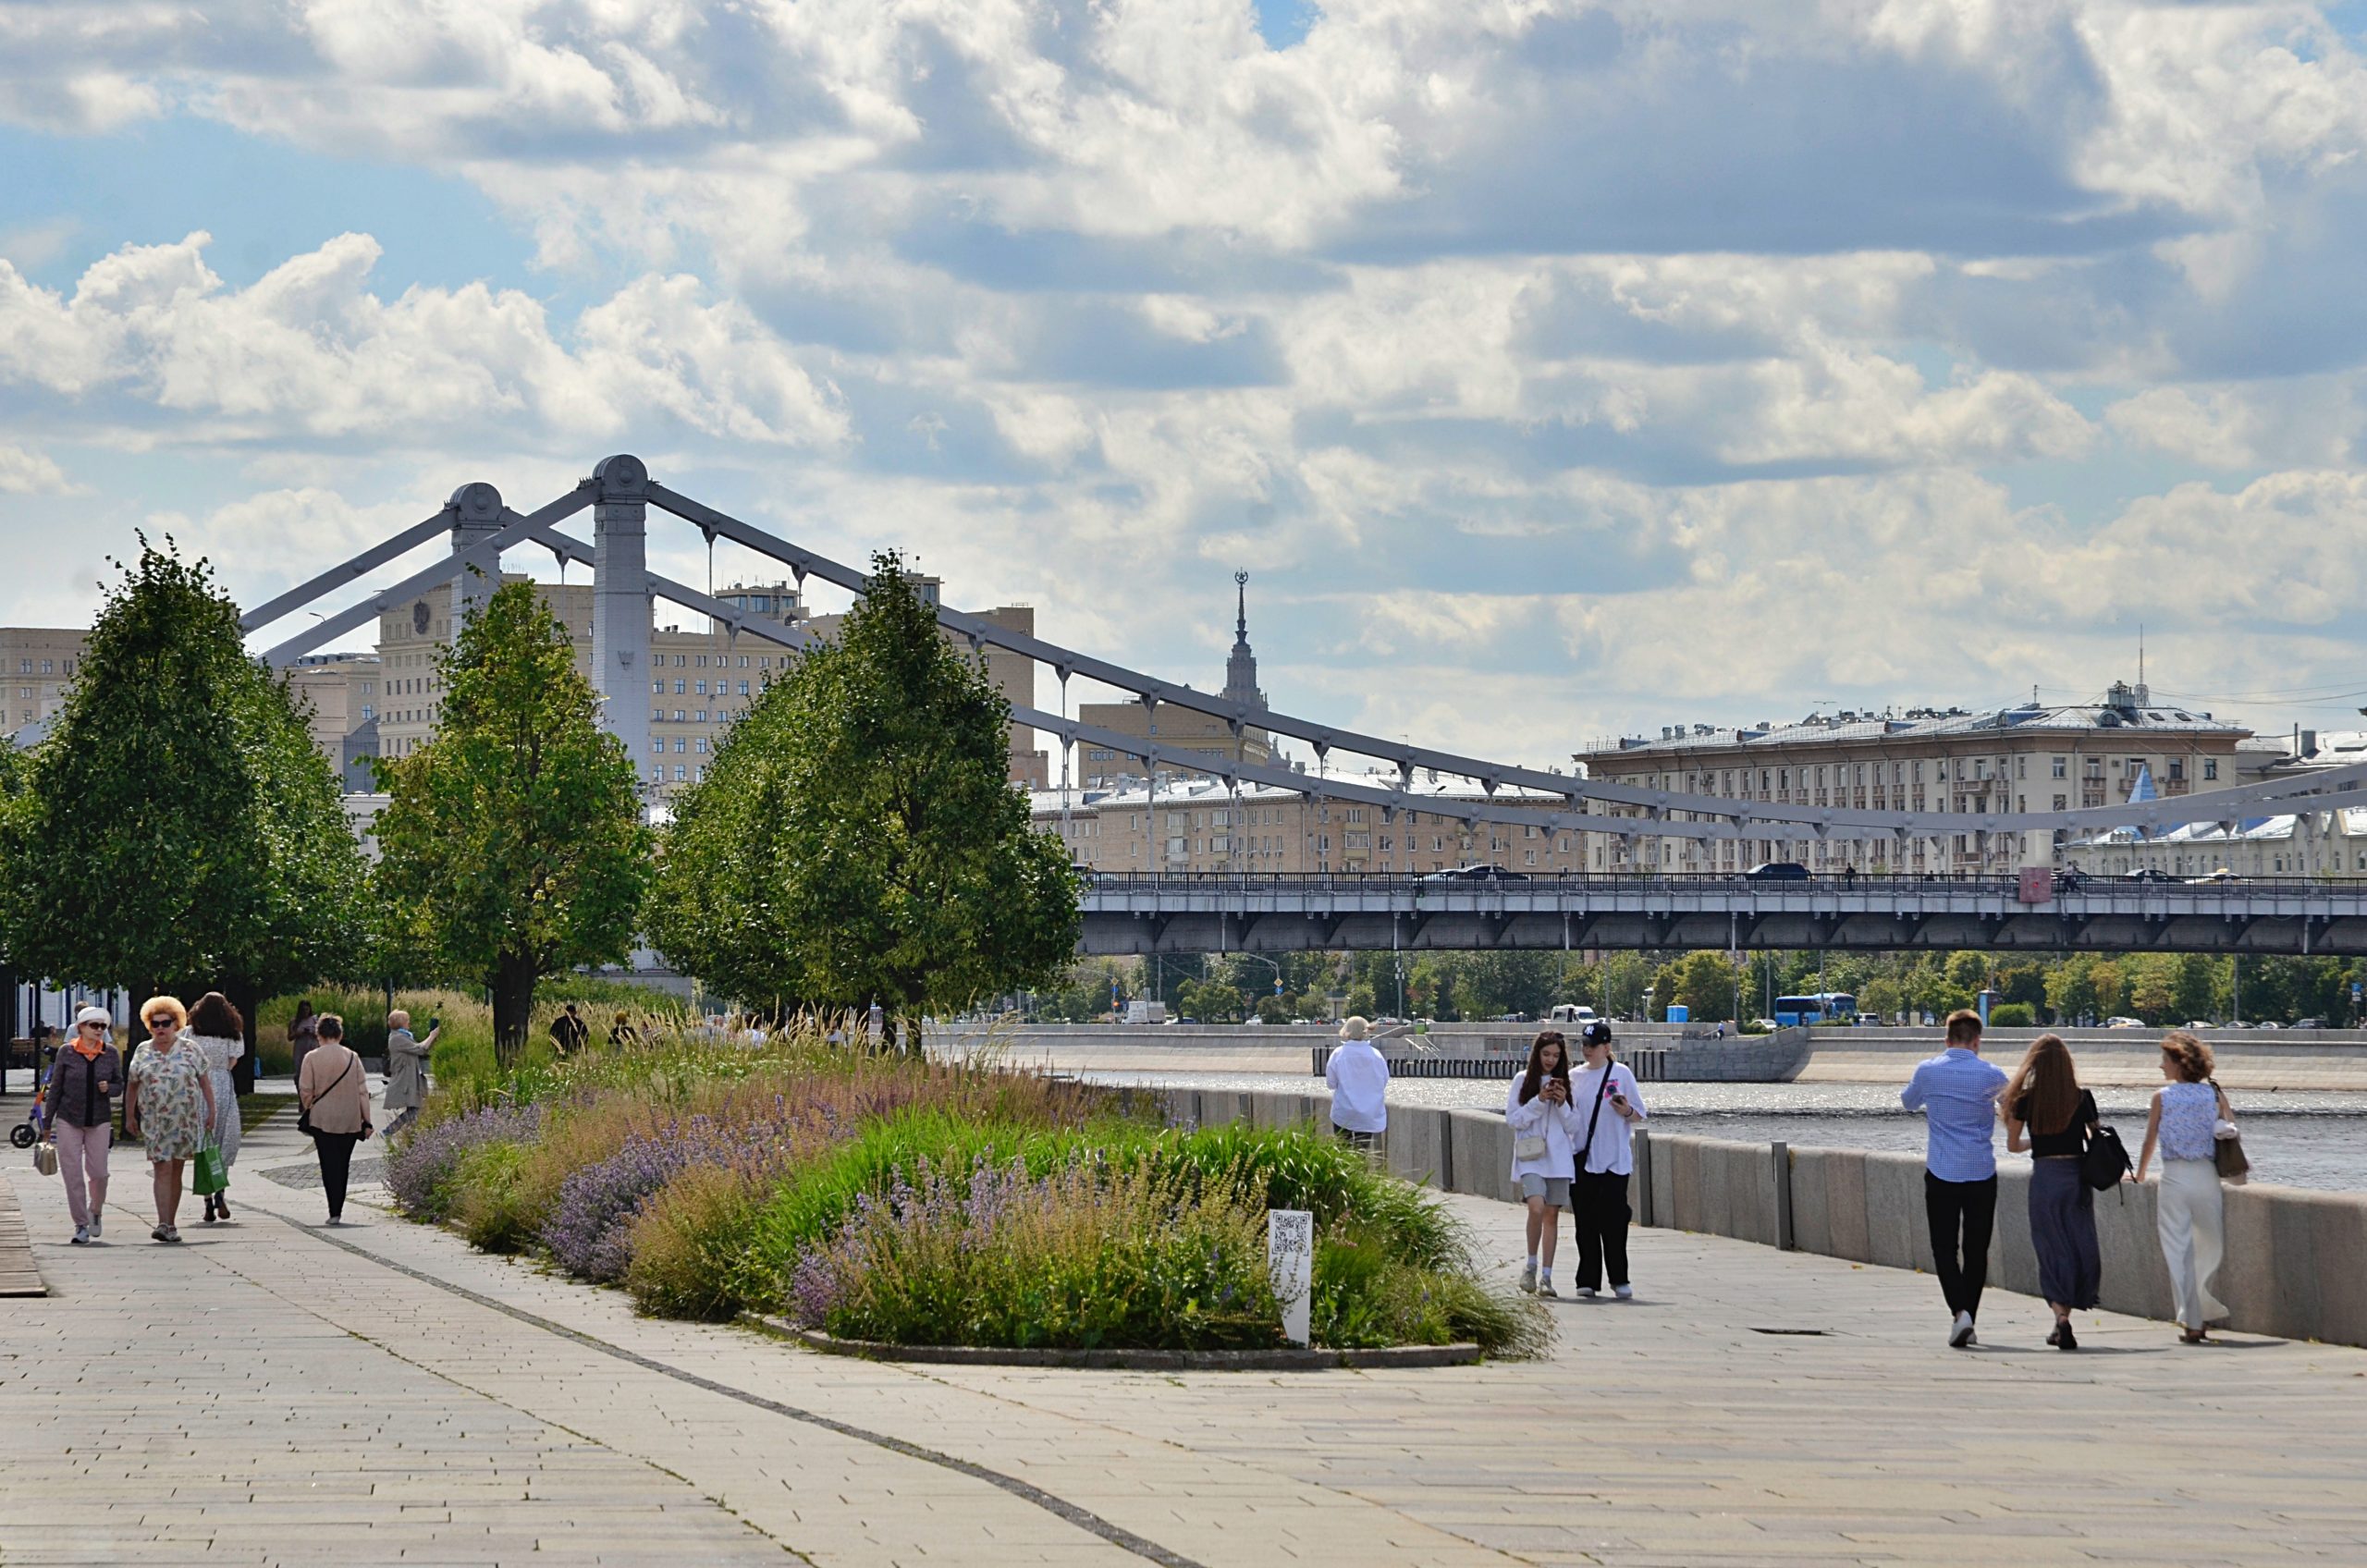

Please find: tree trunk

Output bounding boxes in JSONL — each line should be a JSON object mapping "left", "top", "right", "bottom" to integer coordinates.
{"left": 492, "top": 952, "right": 537, "bottom": 1070}
{"left": 225, "top": 976, "right": 262, "bottom": 1095}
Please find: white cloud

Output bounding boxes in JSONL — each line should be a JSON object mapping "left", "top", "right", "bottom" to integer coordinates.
{"left": 0, "top": 443, "right": 73, "bottom": 494}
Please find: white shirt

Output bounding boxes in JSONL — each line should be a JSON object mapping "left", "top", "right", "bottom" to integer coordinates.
{"left": 1505, "top": 1076, "right": 1582, "bottom": 1182}
{"left": 1325, "top": 1040, "right": 1390, "bottom": 1133}
{"left": 1571, "top": 1061, "right": 1648, "bottom": 1175}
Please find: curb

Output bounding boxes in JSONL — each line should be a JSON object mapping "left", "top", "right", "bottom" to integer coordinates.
{"left": 741, "top": 1314, "right": 1482, "bottom": 1371}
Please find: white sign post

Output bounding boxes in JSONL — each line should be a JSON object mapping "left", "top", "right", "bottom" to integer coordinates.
{"left": 1268, "top": 1208, "right": 1314, "bottom": 1347}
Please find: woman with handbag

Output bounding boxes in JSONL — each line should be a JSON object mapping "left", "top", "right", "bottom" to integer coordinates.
{"left": 1570, "top": 1021, "right": 1648, "bottom": 1300}
{"left": 1506, "top": 1030, "right": 1581, "bottom": 1297}
{"left": 122, "top": 996, "right": 215, "bottom": 1244}
{"left": 2003, "top": 1034, "right": 2103, "bottom": 1349}
{"left": 297, "top": 1013, "right": 373, "bottom": 1226}
{"left": 186, "top": 991, "right": 245, "bottom": 1223}
{"left": 42, "top": 1006, "right": 123, "bottom": 1244}
{"left": 2136, "top": 1032, "right": 2234, "bottom": 1343}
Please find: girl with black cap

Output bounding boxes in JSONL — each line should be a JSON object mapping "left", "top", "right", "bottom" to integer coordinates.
{"left": 1571, "top": 1020, "right": 1648, "bottom": 1299}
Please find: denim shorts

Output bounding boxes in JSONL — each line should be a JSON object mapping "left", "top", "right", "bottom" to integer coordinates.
{"left": 1519, "top": 1173, "right": 1571, "bottom": 1207}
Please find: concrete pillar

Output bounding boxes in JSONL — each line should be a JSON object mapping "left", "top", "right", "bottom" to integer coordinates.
{"left": 448, "top": 482, "right": 504, "bottom": 632}
{"left": 591, "top": 454, "right": 653, "bottom": 794}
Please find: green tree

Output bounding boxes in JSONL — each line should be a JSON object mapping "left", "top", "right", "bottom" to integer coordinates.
{"left": 0, "top": 541, "right": 364, "bottom": 1057}
{"left": 371, "top": 579, "right": 650, "bottom": 1061}
{"left": 1660, "top": 949, "right": 1744, "bottom": 1023}
{"left": 646, "top": 554, "right": 1079, "bottom": 1049}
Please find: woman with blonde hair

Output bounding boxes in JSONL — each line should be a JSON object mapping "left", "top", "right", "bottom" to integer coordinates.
{"left": 2137, "top": 1031, "right": 2235, "bottom": 1342}
{"left": 122, "top": 996, "right": 215, "bottom": 1243}
{"left": 2003, "top": 1033, "right": 2103, "bottom": 1348}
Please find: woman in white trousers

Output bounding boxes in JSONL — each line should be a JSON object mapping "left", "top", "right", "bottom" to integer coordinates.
{"left": 2137, "top": 1032, "right": 2234, "bottom": 1343}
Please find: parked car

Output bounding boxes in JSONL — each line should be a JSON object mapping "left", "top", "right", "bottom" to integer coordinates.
{"left": 2124, "top": 868, "right": 2176, "bottom": 883}
{"left": 2188, "top": 868, "right": 2239, "bottom": 884}
{"left": 2187, "top": 1020, "right": 2219, "bottom": 1030}
{"left": 2255, "top": 1020, "right": 2283, "bottom": 1031}
{"left": 2292, "top": 1017, "right": 2328, "bottom": 1030}
{"left": 1548, "top": 1004, "right": 1600, "bottom": 1023}
{"left": 1421, "top": 864, "right": 1531, "bottom": 882}
{"left": 1746, "top": 862, "right": 1812, "bottom": 881}
{"left": 2103, "top": 1015, "right": 2147, "bottom": 1029}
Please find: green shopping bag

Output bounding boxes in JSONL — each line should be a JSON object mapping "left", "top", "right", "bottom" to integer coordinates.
{"left": 192, "top": 1137, "right": 228, "bottom": 1195}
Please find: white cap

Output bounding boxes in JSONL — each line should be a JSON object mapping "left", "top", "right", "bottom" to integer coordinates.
{"left": 73, "top": 1006, "right": 111, "bottom": 1029}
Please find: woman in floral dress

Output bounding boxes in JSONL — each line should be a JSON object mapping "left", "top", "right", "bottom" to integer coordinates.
{"left": 123, "top": 996, "right": 215, "bottom": 1244}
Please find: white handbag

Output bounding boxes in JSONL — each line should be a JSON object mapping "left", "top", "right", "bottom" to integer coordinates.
{"left": 32, "top": 1141, "right": 58, "bottom": 1177}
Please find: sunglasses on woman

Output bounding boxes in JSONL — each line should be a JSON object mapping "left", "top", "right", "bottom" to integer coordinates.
{"left": 146, "top": 1016, "right": 176, "bottom": 1029}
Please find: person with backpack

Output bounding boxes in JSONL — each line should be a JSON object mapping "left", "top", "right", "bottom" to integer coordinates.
{"left": 1506, "top": 1030, "right": 1580, "bottom": 1296}
{"left": 1569, "top": 1021, "right": 1648, "bottom": 1300}
{"left": 2003, "top": 1033, "right": 2103, "bottom": 1349}
{"left": 297, "top": 1013, "right": 373, "bottom": 1226}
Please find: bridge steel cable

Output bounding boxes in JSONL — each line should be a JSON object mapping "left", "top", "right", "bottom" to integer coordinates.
{"left": 236, "top": 455, "right": 2367, "bottom": 845}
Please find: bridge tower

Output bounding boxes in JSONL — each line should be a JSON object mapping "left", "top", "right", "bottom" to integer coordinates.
{"left": 590, "top": 455, "right": 653, "bottom": 793}
{"left": 447, "top": 481, "right": 504, "bottom": 631}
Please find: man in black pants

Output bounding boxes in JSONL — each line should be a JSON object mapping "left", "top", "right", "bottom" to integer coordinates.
{"left": 1900, "top": 1009, "right": 2009, "bottom": 1347}
{"left": 1571, "top": 1021, "right": 1648, "bottom": 1300}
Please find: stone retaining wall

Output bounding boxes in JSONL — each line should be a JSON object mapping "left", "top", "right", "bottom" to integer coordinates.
{"left": 1159, "top": 1084, "right": 2367, "bottom": 1348}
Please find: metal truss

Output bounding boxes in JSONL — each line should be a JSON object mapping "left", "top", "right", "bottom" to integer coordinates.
{"left": 239, "top": 455, "right": 2367, "bottom": 843}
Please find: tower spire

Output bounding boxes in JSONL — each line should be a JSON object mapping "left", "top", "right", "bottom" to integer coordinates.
{"left": 1234, "top": 570, "right": 1248, "bottom": 644}
{"left": 1223, "top": 570, "right": 1264, "bottom": 708}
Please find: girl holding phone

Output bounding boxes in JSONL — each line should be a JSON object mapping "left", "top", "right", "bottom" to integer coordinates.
{"left": 1506, "top": 1030, "right": 1581, "bottom": 1296}
{"left": 1571, "top": 1021, "right": 1648, "bottom": 1299}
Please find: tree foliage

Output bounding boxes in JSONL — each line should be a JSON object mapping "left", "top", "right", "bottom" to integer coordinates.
{"left": 646, "top": 552, "right": 1081, "bottom": 1044}
{"left": 370, "top": 579, "right": 650, "bottom": 1059}
{"left": 0, "top": 540, "right": 363, "bottom": 1009}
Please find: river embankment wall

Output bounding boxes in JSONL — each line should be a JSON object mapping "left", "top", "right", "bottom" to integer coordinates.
{"left": 1157, "top": 1084, "right": 2367, "bottom": 1349}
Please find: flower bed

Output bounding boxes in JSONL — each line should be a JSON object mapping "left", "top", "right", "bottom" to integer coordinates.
{"left": 389, "top": 1032, "right": 1546, "bottom": 1357}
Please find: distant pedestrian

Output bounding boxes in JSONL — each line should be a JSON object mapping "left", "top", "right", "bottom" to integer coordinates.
{"left": 288, "top": 999, "right": 319, "bottom": 1081}
{"left": 549, "top": 1003, "right": 590, "bottom": 1057}
{"left": 2004, "top": 1033, "right": 2103, "bottom": 1349}
{"left": 1900, "top": 1008, "right": 2008, "bottom": 1347}
{"left": 42, "top": 1006, "right": 121, "bottom": 1244}
{"left": 1570, "top": 1021, "right": 1647, "bottom": 1299}
{"left": 1507, "top": 1030, "right": 1579, "bottom": 1296}
{"left": 2137, "top": 1032, "right": 2234, "bottom": 1342}
{"left": 186, "top": 991, "right": 246, "bottom": 1224}
{"left": 607, "top": 1011, "right": 639, "bottom": 1048}
{"left": 1325, "top": 1016, "right": 1388, "bottom": 1155}
{"left": 298, "top": 1013, "right": 373, "bottom": 1226}
{"left": 382, "top": 1009, "right": 438, "bottom": 1140}
{"left": 122, "top": 997, "right": 215, "bottom": 1244}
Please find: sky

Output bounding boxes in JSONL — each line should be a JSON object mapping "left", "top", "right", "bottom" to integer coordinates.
{"left": 5, "top": 0, "right": 2367, "bottom": 772}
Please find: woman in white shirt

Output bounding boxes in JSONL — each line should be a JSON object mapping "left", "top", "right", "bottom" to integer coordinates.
{"left": 1506, "top": 1030, "right": 1581, "bottom": 1297}
{"left": 1571, "top": 1021, "right": 1649, "bottom": 1299}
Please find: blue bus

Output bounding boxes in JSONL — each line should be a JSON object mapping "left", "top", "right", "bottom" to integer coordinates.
{"left": 1773, "top": 992, "right": 1858, "bottom": 1027}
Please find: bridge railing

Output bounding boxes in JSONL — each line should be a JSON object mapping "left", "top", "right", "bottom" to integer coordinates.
{"left": 1081, "top": 870, "right": 2349, "bottom": 898}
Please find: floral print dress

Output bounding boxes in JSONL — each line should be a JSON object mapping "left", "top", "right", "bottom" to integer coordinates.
{"left": 131, "top": 1037, "right": 209, "bottom": 1161}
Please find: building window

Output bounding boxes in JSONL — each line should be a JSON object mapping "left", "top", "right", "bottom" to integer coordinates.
{"left": 2169, "top": 759, "right": 2185, "bottom": 780}
{"left": 39, "top": 660, "right": 52, "bottom": 675}
{"left": 675, "top": 738, "right": 687, "bottom": 753}
{"left": 652, "top": 680, "right": 666, "bottom": 694}
{"left": 2204, "top": 759, "right": 2219, "bottom": 779}
{"left": 694, "top": 680, "right": 706, "bottom": 695}
{"left": 674, "top": 766, "right": 687, "bottom": 780}
{"left": 738, "top": 680, "right": 750, "bottom": 695}
{"left": 2052, "top": 756, "right": 2067, "bottom": 778}
{"left": 2054, "top": 794, "right": 2067, "bottom": 811}
{"left": 674, "top": 680, "right": 686, "bottom": 694}
{"left": 649, "top": 739, "right": 664, "bottom": 753}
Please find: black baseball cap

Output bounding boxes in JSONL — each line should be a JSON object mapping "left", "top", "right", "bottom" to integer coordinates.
{"left": 1580, "top": 1021, "right": 1614, "bottom": 1047}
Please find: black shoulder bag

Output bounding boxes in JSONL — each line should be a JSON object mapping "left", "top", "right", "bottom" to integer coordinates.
{"left": 2080, "top": 1092, "right": 2132, "bottom": 1193}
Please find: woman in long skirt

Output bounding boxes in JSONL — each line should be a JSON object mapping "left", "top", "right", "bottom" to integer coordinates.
{"left": 2004, "top": 1033, "right": 2102, "bottom": 1349}
{"left": 186, "top": 991, "right": 246, "bottom": 1222}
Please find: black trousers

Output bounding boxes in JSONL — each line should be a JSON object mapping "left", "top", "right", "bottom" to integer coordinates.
{"left": 1572, "top": 1170, "right": 1631, "bottom": 1289}
{"left": 313, "top": 1132, "right": 362, "bottom": 1219}
{"left": 1923, "top": 1171, "right": 1998, "bottom": 1319}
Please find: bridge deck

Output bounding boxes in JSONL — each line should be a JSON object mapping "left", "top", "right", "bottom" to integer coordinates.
{"left": 1078, "top": 873, "right": 2367, "bottom": 954}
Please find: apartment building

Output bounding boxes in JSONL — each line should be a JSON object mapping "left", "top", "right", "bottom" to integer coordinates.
{"left": 1575, "top": 682, "right": 2252, "bottom": 876}
{"left": 1036, "top": 774, "right": 1588, "bottom": 876}
{"left": 1, "top": 628, "right": 87, "bottom": 734}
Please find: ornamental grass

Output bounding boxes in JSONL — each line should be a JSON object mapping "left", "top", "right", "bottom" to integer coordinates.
{"left": 386, "top": 1020, "right": 1546, "bottom": 1356}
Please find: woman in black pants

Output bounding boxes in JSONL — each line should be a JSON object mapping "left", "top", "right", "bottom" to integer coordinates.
{"left": 295, "top": 1013, "right": 373, "bottom": 1225}
{"left": 1570, "top": 1022, "right": 1649, "bottom": 1299}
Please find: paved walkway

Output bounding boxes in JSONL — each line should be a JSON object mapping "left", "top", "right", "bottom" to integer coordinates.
{"left": 4, "top": 1102, "right": 2365, "bottom": 1566}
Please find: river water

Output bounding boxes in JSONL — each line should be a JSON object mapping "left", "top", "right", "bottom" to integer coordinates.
{"left": 1078, "top": 1072, "right": 2367, "bottom": 1195}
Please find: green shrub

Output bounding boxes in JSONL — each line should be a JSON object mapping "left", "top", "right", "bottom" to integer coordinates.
{"left": 1309, "top": 1238, "right": 1548, "bottom": 1356}
{"left": 624, "top": 1159, "right": 779, "bottom": 1321}
{"left": 451, "top": 1140, "right": 540, "bottom": 1253}
{"left": 1988, "top": 1002, "right": 2037, "bottom": 1028}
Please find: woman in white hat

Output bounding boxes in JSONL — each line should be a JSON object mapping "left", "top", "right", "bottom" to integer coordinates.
{"left": 42, "top": 1006, "right": 123, "bottom": 1243}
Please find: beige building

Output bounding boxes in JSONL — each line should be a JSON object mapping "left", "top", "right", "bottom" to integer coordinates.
{"left": 1036, "top": 774, "right": 1588, "bottom": 876}
{"left": 1, "top": 629, "right": 88, "bottom": 734}
{"left": 2068, "top": 729, "right": 2367, "bottom": 881}
{"left": 1575, "top": 682, "right": 2252, "bottom": 876}
{"left": 286, "top": 654, "right": 383, "bottom": 786}
{"left": 1077, "top": 574, "right": 1272, "bottom": 789}
{"left": 375, "top": 578, "right": 1044, "bottom": 798}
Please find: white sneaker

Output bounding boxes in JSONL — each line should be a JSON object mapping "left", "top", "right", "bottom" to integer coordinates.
{"left": 1613, "top": 1284, "right": 1635, "bottom": 1300}
{"left": 70, "top": 1226, "right": 89, "bottom": 1245}
{"left": 1517, "top": 1261, "right": 1537, "bottom": 1293}
{"left": 88, "top": 1210, "right": 101, "bottom": 1239}
{"left": 1949, "top": 1311, "right": 1976, "bottom": 1348}
{"left": 1576, "top": 1285, "right": 1598, "bottom": 1300}
{"left": 1538, "top": 1277, "right": 1558, "bottom": 1298}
